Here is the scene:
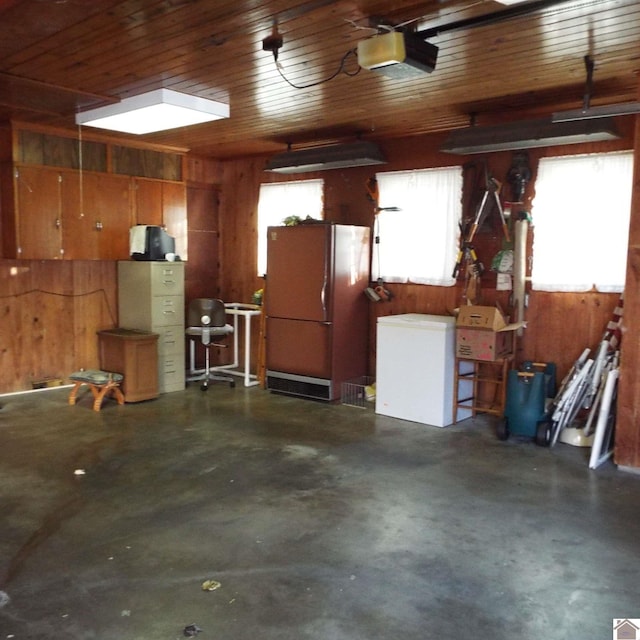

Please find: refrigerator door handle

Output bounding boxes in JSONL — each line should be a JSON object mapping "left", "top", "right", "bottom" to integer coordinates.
{"left": 321, "top": 252, "right": 328, "bottom": 318}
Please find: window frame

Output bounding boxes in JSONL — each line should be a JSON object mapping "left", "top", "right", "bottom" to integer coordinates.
{"left": 372, "top": 166, "right": 464, "bottom": 286}
{"left": 256, "top": 178, "right": 324, "bottom": 276}
{"left": 531, "top": 150, "right": 633, "bottom": 293}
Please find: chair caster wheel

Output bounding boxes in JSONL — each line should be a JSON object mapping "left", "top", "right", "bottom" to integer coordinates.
{"left": 230, "top": 380, "right": 236, "bottom": 388}
{"left": 200, "top": 383, "right": 209, "bottom": 391}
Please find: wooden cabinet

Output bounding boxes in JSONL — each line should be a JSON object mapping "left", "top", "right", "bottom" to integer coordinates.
{"left": 62, "top": 172, "right": 133, "bottom": 260}
{"left": 0, "top": 123, "right": 187, "bottom": 261}
{"left": 161, "top": 180, "right": 188, "bottom": 261}
{"left": 98, "top": 328, "right": 159, "bottom": 402}
{"left": 117, "top": 260, "right": 185, "bottom": 393}
{"left": 60, "top": 169, "right": 93, "bottom": 259}
{"left": 92, "top": 174, "right": 133, "bottom": 260}
{"left": 2, "top": 165, "right": 134, "bottom": 260}
{"left": 132, "top": 178, "right": 188, "bottom": 260}
{"left": 132, "top": 178, "right": 163, "bottom": 226}
{"left": 5, "top": 164, "right": 75, "bottom": 260}
{"left": 14, "top": 165, "right": 64, "bottom": 259}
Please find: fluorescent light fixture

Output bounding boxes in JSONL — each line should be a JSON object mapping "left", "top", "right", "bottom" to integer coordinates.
{"left": 265, "top": 141, "right": 386, "bottom": 173}
{"left": 75, "top": 88, "right": 229, "bottom": 134}
{"left": 441, "top": 118, "right": 620, "bottom": 154}
{"left": 495, "top": 0, "right": 529, "bottom": 4}
{"left": 553, "top": 102, "right": 640, "bottom": 122}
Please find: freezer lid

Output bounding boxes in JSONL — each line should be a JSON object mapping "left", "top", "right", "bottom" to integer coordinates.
{"left": 377, "top": 313, "right": 456, "bottom": 330}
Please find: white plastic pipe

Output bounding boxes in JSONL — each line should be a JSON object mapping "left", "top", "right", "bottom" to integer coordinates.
{"left": 513, "top": 218, "right": 528, "bottom": 336}
{"left": 589, "top": 368, "right": 619, "bottom": 469}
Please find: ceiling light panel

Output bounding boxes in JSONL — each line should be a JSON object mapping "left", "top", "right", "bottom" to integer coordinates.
{"left": 75, "top": 89, "right": 229, "bottom": 134}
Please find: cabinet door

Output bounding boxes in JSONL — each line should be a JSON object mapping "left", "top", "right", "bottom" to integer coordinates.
{"left": 61, "top": 170, "right": 99, "bottom": 260}
{"left": 92, "top": 173, "right": 134, "bottom": 260}
{"left": 185, "top": 184, "right": 218, "bottom": 301}
{"left": 15, "top": 166, "right": 63, "bottom": 259}
{"left": 132, "top": 178, "right": 163, "bottom": 226}
{"left": 162, "top": 181, "right": 187, "bottom": 260}
{"left": 62, "top": 172, "right": 132, "bottom": 260}
{"left": 133, "top": 178, "right": 186, "bottom": 258}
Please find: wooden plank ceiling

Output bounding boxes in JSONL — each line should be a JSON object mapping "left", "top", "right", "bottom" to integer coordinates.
{"left": 0, "top": 0, "right": 639, "bottom": 158}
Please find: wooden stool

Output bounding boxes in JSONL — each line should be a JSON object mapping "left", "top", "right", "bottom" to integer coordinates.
{"left": 68, "top": 370, "right": 125, "bottom": 412}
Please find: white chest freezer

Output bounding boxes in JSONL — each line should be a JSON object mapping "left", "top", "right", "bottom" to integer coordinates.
{"left": 375, "top": 313, "right": 471, "bottom": 427}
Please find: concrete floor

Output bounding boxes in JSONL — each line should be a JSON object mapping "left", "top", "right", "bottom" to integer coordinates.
{"left": 1, "top": 383, "right": 639, "bottom": 640}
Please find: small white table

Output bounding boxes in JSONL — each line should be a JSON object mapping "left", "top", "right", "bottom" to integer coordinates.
{"left": 213, "top": 302, "right": 262, "bottom": 387}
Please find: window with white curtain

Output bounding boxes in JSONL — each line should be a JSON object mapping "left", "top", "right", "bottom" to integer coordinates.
{"left": 531, "top": 151, "right": 633, "bottom": 292}
{"left": 256, "top": 179, "right": 324, "bottom": 276}
{"left": 373, "top": 167, "right": 463, "bottom": 285}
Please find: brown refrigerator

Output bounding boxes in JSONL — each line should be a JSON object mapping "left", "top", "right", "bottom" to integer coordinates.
{"left": 265, "top": 222, "right": 370, "bottom": 401}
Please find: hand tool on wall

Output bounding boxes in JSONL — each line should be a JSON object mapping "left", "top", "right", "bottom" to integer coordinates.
{"left": 453, "top": 161, "right": 510, "bottom": 304}
{"left": 452, "top": 234, "right": 483, "bottom": 280}
{"left": 466, "top": 169, "right": 510, "bottom": 244}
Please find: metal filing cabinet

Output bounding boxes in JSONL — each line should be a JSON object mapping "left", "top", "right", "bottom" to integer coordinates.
{"left": 117, "top": 261, "right": 185, "bottom": 393}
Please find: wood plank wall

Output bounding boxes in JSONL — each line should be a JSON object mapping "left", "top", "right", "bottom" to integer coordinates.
{"left": 0, "top": 260, "right": 117, "bottom": 391}
{"left": 0, "top": 125, "right": 633, "bottom": 404}
{"left": 217, "top": 127, "right": 634, "bottom": 384}
{"left": 616, "top": 106, "right": 640, "bottom": 468}
{"left": 0, "top": 156, "right": 223, "bottom": 394}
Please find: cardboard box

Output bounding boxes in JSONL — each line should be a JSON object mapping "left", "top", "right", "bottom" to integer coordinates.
{"left": 455, "top": 305, "right": 524, "bottom": 361}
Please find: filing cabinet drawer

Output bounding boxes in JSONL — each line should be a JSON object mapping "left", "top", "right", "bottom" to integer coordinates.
{"left": 151, "top": 296, "right": 184, "bottom": 327}
{"left": 159, "top": 354, "right": 185, "bottom": 393}
{"left": 154, "top": 325, "right": 184, "bottom": 357}
{"left": 150, "top": 263, "right": 185, "bottom": 297}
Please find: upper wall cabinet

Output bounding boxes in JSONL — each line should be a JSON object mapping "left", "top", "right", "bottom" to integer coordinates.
{"left": 62, "top": 172, "right": 133, "bottom": 260}
{"left": 132, "top": 178, "right": 164, "bottom": 227}
{"left": 164, "top": 181, "right": 188, "bottom": 261}
{"left": 14, "top": 165, "right": 64, "bottom": 260}
{"left": 131, "top": 178, "right": 188, "bottom": 259}
{"left": 0, "top": 123, "right": 187, "bottom": 261}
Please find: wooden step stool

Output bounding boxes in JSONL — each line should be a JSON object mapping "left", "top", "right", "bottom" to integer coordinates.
{"left": 68, "top": 369, "right": 125, "bottom": 412}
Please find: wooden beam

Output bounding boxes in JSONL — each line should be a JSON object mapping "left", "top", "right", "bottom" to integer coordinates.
{"left": 615, "top": 100, "right": 640, "bottom": 468}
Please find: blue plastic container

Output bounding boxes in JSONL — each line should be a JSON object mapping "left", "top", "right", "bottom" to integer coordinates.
{"left": 498, "top": 362, "right": 556, "bottom": 444}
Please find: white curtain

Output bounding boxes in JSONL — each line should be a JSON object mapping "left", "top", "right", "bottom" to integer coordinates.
{"left": 373, "top": 167, "right": 462, "bottom": 285}
{"left": 531, "top": 151, "right": 633, "bottom": 292}
{"left": 256, "top": 179, "right": 324, "bottom": 275}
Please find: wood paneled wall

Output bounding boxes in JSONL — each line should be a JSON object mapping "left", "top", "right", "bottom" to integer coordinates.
{"left": 616, "top": 107, "right": 640, "bottom": 468}
{"left": 0, "top": 125, "right": 634, "bottom": 429}
{"left": 0, "top": 260, "right": 117, "bottom": 392}
{"left": 217, "top": 128, "right": 632, "bottom": 384}
{"left": 0, "top": 156, "right": 221, "bottom": 394}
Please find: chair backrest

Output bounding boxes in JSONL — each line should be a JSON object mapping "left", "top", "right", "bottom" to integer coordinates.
{"left": 187, "top": 298, "right": 227, "bottom": 328}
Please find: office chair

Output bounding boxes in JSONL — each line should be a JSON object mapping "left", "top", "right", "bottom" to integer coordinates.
{"left": 185, "top": 298, "right": 235, "bottom": 391}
